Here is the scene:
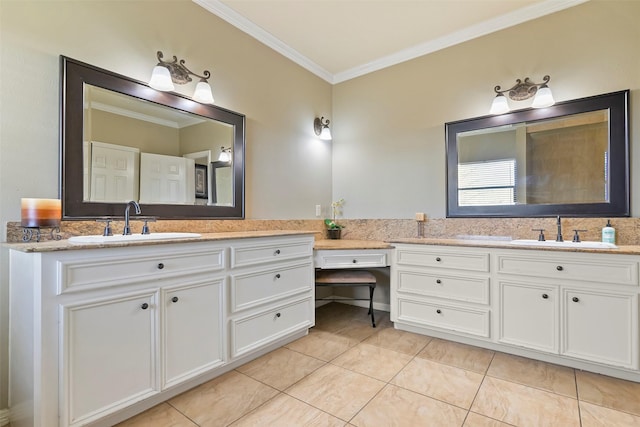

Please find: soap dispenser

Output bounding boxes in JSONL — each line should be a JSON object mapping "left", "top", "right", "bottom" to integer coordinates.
{"left": 602, "top": 219, "right": 616, "bottom": 244}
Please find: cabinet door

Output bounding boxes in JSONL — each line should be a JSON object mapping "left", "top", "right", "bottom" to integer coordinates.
{"left": 499, "top": 281, "right": 558, "bottom": 353}
{"left": 163, "top": 279, "right": 225, "bottom": 389}
{"left": 62, "top": 291, "right": 158, "bottom": 426}
{"left": 562, "top": 289, "right": 637, "bottom": 369}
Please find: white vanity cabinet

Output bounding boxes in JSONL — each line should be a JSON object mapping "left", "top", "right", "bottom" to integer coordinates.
{"left": 392, "top": 244, "right": 491, "bottom": 339}
{"left": 9, "top": 233, "right": 315, "bottom": 427}
{"left": 391, "top": 243, "right": 640, "bottom": 382}
{"left": 228, "top": 237, "right": 315, "bottom": 359}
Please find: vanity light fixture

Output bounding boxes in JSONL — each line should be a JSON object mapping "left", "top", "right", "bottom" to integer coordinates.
{"left": 149, "top": 51, "right": 215, "bottom": 104}
{"left": 314, "top": 117, "right": 332, "bottom": 140}
{"left": 490, "top": 75, "right": 555, "bottom": 114}
{"left": 218, "top": 146, "right": 232, "bottom": 163}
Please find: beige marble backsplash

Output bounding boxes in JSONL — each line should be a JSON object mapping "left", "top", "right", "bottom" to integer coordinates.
{"left": 5, "top": 217, "right": 640, "bottom": 245}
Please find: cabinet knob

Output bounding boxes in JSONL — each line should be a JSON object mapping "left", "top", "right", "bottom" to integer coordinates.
{"left": 157, "top": 263, "right": 165, "bottom": 270}
{"left": 436, "top": 309, "right": 442, "bottom": 314}
{"left": 275, "top": 312, "right": 281, "bottom": 319}
{"left": 275, "top": 273, "right": 281, "bottom": 279}
{"left": 274, "top": 249, "right": 281, "bottom": 255}
{"left": 556, "top": 265, "right": 563, "bottom": 271}
{"left": 171, "top": 296, "right": 179, "bottom": 303}
{"left": 436, "top": 257, "right": 442, "bottom": 262}
{"left": 572, "top": 296, "right": 580, "bottom": 302}
{"left": 352, "top": 259, "right": 357, "bottom": 263}
{"left": 436, "top": 279, "right": 442, "bottom": 284}
{"left": 542, "top": 293, "right": 549, "bottom": 299}
{"left": 141, "top": 303, "right": 149, "bottom": 310}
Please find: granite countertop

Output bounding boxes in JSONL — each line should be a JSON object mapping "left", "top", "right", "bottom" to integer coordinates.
{"left": 313, "top": 239, "right": 394, "bottom": 250}
{"left": 5, "top": 230, "right": 318, "bottom": 253}
{"left": 390, "top": 237, "right": 640, "bottom": 255}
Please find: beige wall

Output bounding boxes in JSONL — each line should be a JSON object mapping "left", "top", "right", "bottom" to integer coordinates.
{"left": 0, "top": 0, "right": 332, "bottom": 409}
{"left": 332, "top": 0, "right": 640, "bottom": 219}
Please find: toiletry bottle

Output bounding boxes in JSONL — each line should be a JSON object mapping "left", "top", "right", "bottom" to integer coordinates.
{"left": 602, "top": 219, "right": 616, "bottom": 244}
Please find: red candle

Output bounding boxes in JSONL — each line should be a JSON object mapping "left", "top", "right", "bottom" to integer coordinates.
{"left": 21, "top": 198, "right": 61, "bottom": 227}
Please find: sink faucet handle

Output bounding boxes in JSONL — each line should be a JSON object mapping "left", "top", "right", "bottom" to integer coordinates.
{"left": 572, "top": 229, "right": 588, "bottom": 243}
{"left": 531, "top": 228, "right": 546, "bottom": 241}
{"left": 96, "top": 218, "right": 113, "bottom": 236}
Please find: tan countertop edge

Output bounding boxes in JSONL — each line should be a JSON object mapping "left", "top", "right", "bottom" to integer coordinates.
{"left": 313, "top": 239, "right": 394, "bottom": 250}
{"left": 4, "top": 230, "right": 318, "bottom": 253}
{"left": 390, "top": 238, "right": 640, "bottom": 255}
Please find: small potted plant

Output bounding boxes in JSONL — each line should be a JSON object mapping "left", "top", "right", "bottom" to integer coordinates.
{"left": 325, "top": 198, "right": 345, "bottom": 239}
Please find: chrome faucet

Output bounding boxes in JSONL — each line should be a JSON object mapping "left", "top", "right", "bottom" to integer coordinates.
{"left": 555, "top": 215, "right": 563, "bottom": 242}
{"left": 123, "top": 200, "right": 141, "bottom": 235}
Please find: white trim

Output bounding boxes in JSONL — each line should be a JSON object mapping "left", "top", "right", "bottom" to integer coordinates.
{"left": 193, "top": 0, "right": 588, "bottom": 84}
{"left": 0, "top": 408, "right": 9, "bottom": 426}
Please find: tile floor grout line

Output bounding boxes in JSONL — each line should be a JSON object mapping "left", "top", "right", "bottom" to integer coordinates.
{"left": 166, "top": 401, "right": 201, "bottom": 426}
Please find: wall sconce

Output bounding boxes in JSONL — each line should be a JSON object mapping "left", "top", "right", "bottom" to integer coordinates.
{"left": 218, "top": 146, "right": 232, "bottom": 163}
{"left": 490, "top": 75, "right": 555, "bottom": 114}
{"left": 314, "top": 117, "right": 332, "bottom": 140}
{"left": 149, "top": 51, "right": 215, "bottom": 104}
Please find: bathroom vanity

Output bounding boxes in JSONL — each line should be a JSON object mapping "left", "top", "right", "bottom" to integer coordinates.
{"left": 391, "top": 240, "right": 640, "bottom": 382}
{"left": 8, "top": 232, "right": 315, "bottom": 427}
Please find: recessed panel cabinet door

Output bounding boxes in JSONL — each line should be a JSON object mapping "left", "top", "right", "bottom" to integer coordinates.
{"left": 563, "top": 289, "right": 637, "bottom": 369}
{"left": 163, "top": 279, "right": 225, "bottom": 389}
{"left": 62, "top": 291, "right": 158, "bottom": 426}
{"left": 498, "top": 281, "right": 559, "bottom": 353}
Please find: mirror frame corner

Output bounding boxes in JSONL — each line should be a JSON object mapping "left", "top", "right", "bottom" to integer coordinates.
{"left": 60, "top": 55, "right": 246, "bottom": 220}
{"left": 445, "top": 89, "right": 630, "bottom": 218}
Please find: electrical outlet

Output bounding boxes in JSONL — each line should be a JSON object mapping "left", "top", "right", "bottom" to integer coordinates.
{"left": 315, "top": 204, "right": 322, "bottom": 217}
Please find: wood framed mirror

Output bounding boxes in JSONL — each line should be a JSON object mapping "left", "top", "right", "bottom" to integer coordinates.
{"left": 60, "top": 56, "right": 245, "bottom": 219}
{"left": 445, "top": 90, "right": 630, "bottom": 217}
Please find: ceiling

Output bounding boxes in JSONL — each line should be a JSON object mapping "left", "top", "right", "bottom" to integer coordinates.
{"left": 194, "top": 0, "right": 588, "bottom": 84}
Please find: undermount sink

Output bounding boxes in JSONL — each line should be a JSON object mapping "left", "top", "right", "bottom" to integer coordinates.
{"left": 68, "top": 232, "right": 201, "bottom": 244}
{"left": 509, "top": 239, "right": 617, "bottom": 249}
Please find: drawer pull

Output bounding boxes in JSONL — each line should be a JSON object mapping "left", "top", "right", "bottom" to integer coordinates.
{"left": 141, "top": 303, "right": 149, "bottom": 310}
{"left": 542, "top": 293, "right": 549, "bottom": 299}
{"left": 352, "top": 259, "right": 357, "bottom": 263}
{"left": 275, "top": 273, "right": 281, "bottom": 279}
{"left": 274, "top": 249, "right": 281, "bottom": 255}
{"left": 275, "top": 312, "right": 281, "bottom": 319}
{"left": 436, "top": 309, "right": 442, "bottom": 314}
{"left": 436, "top": 279, "right": 442, "bottom": 284}
{"left": 171, "top": 296, "right": 179, "bottom": 303}
{"left": 157, "top": 263, "right": 165, "bottom": 270}
{"left": 572, "top": 296, "right": 580, "bottom": 303}
{"left": 436, "top": 257, "right": 442, "bottom": 262}
{"left": 556, "top": 265, "right": 563, "bottom": 271}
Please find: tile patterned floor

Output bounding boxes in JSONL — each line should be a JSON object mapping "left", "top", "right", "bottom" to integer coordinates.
{"left": 118, "top": 303, "right": 640, "bottom": 426}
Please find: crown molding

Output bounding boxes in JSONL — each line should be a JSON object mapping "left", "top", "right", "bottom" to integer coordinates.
{"left": 194, "top": 0, "right": 589, "bottom": 85}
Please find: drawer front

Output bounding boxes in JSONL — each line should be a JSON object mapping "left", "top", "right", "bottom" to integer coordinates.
{"left": 230, "top": 262, "right": 314, "bottom": 312}
{"left": 496, "top": 253, "right": 639, "bottom": 286}
{"left": 396, "top": 297, "right": 490, "bottom": 337}
{"left": 231, "top": 239, "right": 313, "bottom": 268}
{"left": 396, "top": 247, "right": 490, "bottom": 272}
{"left": 396, "top": 269, "right": 489, "bottom": 305}
{"left": 315, "top": 250, "right": 389, "bottom": 269}
{"left": 231, "top": 298, "right": 313, "bottom": 358}
{"left": 60, "top": 248, "right": 225, "bottom": 293}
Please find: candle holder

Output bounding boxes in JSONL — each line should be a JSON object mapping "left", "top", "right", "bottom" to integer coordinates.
{"left": 22, "top": 226, "right": 62, "bottom": 242}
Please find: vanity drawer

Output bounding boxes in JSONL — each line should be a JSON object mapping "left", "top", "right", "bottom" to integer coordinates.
{"left": 396, "top": 246, "right": 490, "bottom": 273}
{"left": 496, "top": 253, "right": 639, "bottom": 286}
{"left": 231, "top": 238, "right": 313, "bottom": 268}
{"left": 231, "top": 298, "right": 313, "bottom": 358}
{"left": 230, "top": 262, "right": 314, "bottom": 312}
{"left": 60, "top": 248, "right": 225, "bottom": 293}
{"left": 314, "top": 250, "right": 389, "bottom": 269}
{"left": 396, "top": 297, "right": 490, "bottom": 338}
{"left": 396, "top": 269, "right": 489, "bottom": 305}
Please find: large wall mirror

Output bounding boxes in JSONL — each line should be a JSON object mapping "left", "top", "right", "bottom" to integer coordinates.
{"left": 446, "top": 90, "right": 629, "bottom": 217}
{"left": 61, "top": 56, "right": 245, "bottom": 219}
